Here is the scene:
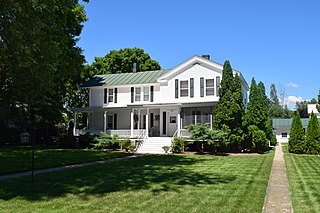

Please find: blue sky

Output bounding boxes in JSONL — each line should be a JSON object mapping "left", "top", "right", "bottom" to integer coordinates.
{"left": 78, "top": 0, "right": 320, "bottom": 108}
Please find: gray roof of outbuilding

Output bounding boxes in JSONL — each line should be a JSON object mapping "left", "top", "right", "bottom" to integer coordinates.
{"left": 272, "top": 118, "right": 320, "bottom": 127}
{"left": 81, "top": 70, "right": 170, "bottom": 87}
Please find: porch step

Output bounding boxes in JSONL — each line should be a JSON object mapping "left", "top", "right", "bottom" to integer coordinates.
{"left": 136, "top": 137, "right": 172, "bottom": 154}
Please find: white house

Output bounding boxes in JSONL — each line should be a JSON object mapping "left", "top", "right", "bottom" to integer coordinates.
{"left": 307, "top": 104, "right": 320, "bottom": 118}
{"left": 73, "top": 55, "right": 249, "bottom": 153}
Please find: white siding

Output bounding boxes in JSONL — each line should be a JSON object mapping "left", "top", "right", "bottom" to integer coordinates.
{"left": 90, "top": 88, "right": 104, "bottom": 107}
{"left": 161, "top": 64, "right": 221, "bottom": 103}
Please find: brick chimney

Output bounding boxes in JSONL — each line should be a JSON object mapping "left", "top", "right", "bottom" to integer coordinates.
{"left": 132, "top": 62, "right": 140, "bottom": 72}
{"left": 202, "top": 55, "right": 210, "bottom": 60}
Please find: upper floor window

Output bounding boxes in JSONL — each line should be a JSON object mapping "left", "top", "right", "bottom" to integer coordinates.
{"left": 206, "top": 79, "right": 214, "bottom": 96}
{"left": 143, "top": 87, "right": 149, "bottom": 101}
{"left": 108, "top": 89, "right": 114, "bottom": 102}
{"left": 180, "top": 80, "right": 188, "bottom": 97}
{"left": 135, "top": 87, "right": 141, "bottom": 101}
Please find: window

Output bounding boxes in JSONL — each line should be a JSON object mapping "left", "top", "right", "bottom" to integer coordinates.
{"left": 180, "top": 80, "right": 188, "bottom": 97}
{"left": 135, "top": 87, "right": 141, "bottom": 101}
{"left": 206, "top": 79, "right": 214, "bottom": 96}
{"left": 108, "top": 89, "right": 113, "bottom": 102}
{"left": 107, "top": 115, "right": 113, "bottom": 129}
{"left": 281, "top": 132, "right": 288, "bottom": 138}
{"left": 143, "top": 87, "right": 149, "bottom": 101}
{"left": 104, "top": 88, "right": 108, "bottom": 103}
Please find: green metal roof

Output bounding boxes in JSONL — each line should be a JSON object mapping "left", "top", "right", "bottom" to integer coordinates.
{"left": 272, "top": 118, "right": 319, "bottom": 127}
{"left": 82, "top": 70, "right": 170, "bottom": 87}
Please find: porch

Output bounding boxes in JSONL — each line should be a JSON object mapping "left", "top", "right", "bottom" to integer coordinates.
{"left": 72, "top": 105, "right": 214, "bottom": 139}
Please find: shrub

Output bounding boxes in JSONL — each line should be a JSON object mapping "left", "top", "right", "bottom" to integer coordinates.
{"left": 172, "top": 136, "right": 187, "bottom": 153}
{"left": 248, "top": 125, "right": 268, "bottom": 153}
{"left": 304, "top": 112, "right": 320, "bottom": 154}
{"left": 93, "top": 133, "right": 119, "bottom": 150}
{"left": 289, "top": 111, "right": 305, "bottom": 153}
{"left": 162, "top": 145, "right": 171, "bottom": 154}
{"left": 54, "top": 133, "right": 77, "bottom": 148}
{"left": 119, "top": 138, "right": 132, "bottom": 151}
{"left": 78, "top": 132, "right": 99, "bottom": 148}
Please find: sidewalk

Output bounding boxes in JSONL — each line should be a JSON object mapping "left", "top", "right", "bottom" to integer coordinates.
{"left": 263, "top": 143, "right": 293, "bottom": 213}
{"left": 0, "top": 154, "right": 143, "bottom": 181}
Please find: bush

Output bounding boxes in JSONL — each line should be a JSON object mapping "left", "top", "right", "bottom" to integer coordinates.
{"left": 162, "top": 145, "right": 171, "bottom": 154}
{"left": 78, "top": 132, "right": 99, "bottom": 148}
{"left": 248, "top": 125, "right": 268, "bottom": 153}
{"left": 119, "top": 138, "right": 132, "bottom": 151}
{"left": 172, "top": 136, "right": 187, "bottom": 153}
{"left": 92, "top": 133, "right": 119, "bottom": 150}
{"left": 54, "top": 134, "right": 78, "bottom": 148}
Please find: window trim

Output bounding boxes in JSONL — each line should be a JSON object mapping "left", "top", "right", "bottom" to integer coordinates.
{"left": 135, "top": 87, "right": 141, "bottom": 102}
{"left": 206, "top": 79, "right": 215, "bottom": 96}
{"left": 108, "top": 88, "right": 114, "bottom": 102}
{"left": 143, "top": 86, "right": 149, "bottom": 102}
{"left": 180, "top": 80, "right": 189, "bottom": 97}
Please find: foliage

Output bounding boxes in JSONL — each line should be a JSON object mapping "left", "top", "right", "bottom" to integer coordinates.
{"left": 206, "top": 129, "right": 228, "bottom": 152}
{"left": 162, "top": 146, "right": 171, "bottom": 154}
{"left": 270, "top": 83, "right": 279, "bottom": 105}
{"left": 0, "top": 0, "right": 89, "bottom": 131}
{"left": 304, "top": 112, "right": 320, "bottom": 154}
{"left": 93, "top": 133, "right": 119, "bottom": 150}
{"left": 213, "top": 61, "right": 245, "bottom": 148}
{"left": 288, "top": 111, "right": 305, "bottom": 153}
{"left": 119, "top": 138, "right": 132, "bottom": 151}
{"left": 247, "top": 125, "right": 269, "bottom": 152}
{"left": 296, "top": 101, "right": 309, "bottom": 118}
{"left": 88, "top": 47, "right": 161, "bottom": 75}
{"left": 187, "top": 123, "right": 210, "bottom": 142}
{"left": 172, "top": 136, "right": 188, "bottom": 153}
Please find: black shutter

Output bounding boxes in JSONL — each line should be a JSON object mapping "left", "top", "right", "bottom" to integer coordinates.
{"left": 114, "top": 88, "right": 118, "bottom": 103}
{"left": 175, "top": 79, "right": 178, "bottom": 98}
{"left": 216, "top": 76, "right": 221, "bottom": 96}
{"left": 150, "top": 86, "right": 154, "bottom": 102}
{"left": 131, "top": 87, "right": 134, "bottom": 103}
{"left": 200, "top": 78, "right": 204, "bottom": 97}
{"left": 114, "top": 114, "right": 117, "bottom": 130}
{"left": 190, "top": 78, "right": 194, "bottom": 98}
{"left": 104, "top": 88, "right": 108, "bottom": 103}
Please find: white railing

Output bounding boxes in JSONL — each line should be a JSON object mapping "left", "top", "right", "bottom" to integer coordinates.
{"left": 180, "top": 129, "right": 191, "bottom": 138}
{"left": 107, "top": 130, "right": 131, "bottom": 138}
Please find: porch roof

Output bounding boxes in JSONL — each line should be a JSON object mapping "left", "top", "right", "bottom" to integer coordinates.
{"left": 81, "top": 70, "right": 170, "bottom": 87}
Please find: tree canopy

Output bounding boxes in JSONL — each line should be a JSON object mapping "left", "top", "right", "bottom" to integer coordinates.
{"left": 0, "top": 1, "right": 88, "bottom": 129}
{"left": 289, "top": 111, "right": 305, "bottom": 153}
{"left": 88, "top": 48, "right": 161, "bottom": 75}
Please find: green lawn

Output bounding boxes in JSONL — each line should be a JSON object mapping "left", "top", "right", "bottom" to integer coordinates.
{"left": 0, "top": 148, "right": 130, "bottom": 175}
{"left": 284, "top": 145, "right": 320, "bottom": 212}
{"left": 0, "top": 152, "right": 273, "bottom": 213}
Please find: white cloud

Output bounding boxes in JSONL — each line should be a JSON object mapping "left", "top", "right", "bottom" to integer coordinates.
{"left": 286, "top": 82, "right": 299, "bottom": 88}
{"left": 279, "top": 96, "right": 304, "bottom": 109}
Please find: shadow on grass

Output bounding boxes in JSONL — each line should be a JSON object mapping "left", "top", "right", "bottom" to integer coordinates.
{"left": 0, "top": 154, "right": 236, "bottom": 201}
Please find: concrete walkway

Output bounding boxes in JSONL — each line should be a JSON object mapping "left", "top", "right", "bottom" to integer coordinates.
{"left": 263, "top": 143, "right": 293, "bottom": 213}
{"left": 0, "top": 154, "right": 143, "bottom": 181}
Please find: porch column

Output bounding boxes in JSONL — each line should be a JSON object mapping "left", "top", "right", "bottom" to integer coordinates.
{"left": 87, "top": 113, "right": 90, "bottom": 130}
{"left": 103, "top": 111, "right": 107, "bottom": 133}
{"left": 195, "top": 115, "right": 197, "bottom": 124}
{"left": 130, "top": 109, "right": 134, "bottom": 137}
{"left": 146, "top": 108, "right": 149, "bottom": 138}
{"left": 210, "top": 114, "right": 213, "bottom": 129}
{"left": 138, "top": 110, "right": 140, "bottom": 130}
{"left": 177, "top": 111, "right": 181, "bottom": 136}
{"left": 73, "top": 112, "right": 77, "bottom": 136}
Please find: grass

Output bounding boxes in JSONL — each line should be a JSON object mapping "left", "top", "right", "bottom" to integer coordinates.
{"left": 0, "top": 147, "right": 130, "bottom": 175}
{"left": 284, "top": 144, "right": 320, "bottom": 212}
{"left": 0, "top": 152, "right": 273, "bottom": 212}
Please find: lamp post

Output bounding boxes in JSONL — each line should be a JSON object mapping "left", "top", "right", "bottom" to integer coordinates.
{"left": 20, "top": 131, "right": 34, "bottom": 183}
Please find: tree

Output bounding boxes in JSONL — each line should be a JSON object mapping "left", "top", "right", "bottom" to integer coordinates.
{"left": 243, "top": 78, "right": 270, "bottom": 151}
{"left": 213, "top": 61, "right": 245, "bottom": 150}
{"left": 304, "top": 111, "right": 320, "bottom": 154}
{"left": 88, "top": 48, "right": 161, "bottom": 75}
{"left": 270, "top": 84, "right": 279, "bottom": 105}
{"left": 0, "top": 1, "right": 89, "bottom": 136}
{"left": 289, "top": 111, "right": 305, "bottom": 153}
{"left": 295, "top": 101, "right": 309, "bottom": 118}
